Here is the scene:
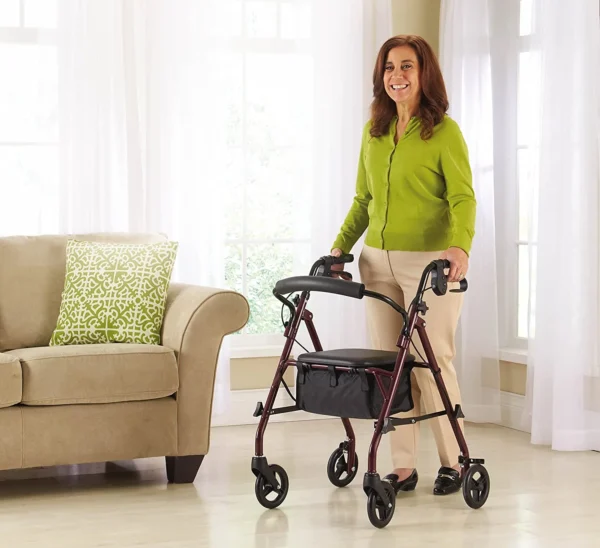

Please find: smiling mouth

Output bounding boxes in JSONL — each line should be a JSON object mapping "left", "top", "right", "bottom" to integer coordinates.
{"left": 391, "top": 84, "right": 409, "bottom": 91}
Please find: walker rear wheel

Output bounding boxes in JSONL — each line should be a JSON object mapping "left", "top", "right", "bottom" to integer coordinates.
{"left": 327, "top": 442, "right": 359, "bottom": 487}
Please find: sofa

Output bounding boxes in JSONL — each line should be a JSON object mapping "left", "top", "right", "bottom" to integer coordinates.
{"left": 0, "top": 232, "right": 249, "bottom": 483}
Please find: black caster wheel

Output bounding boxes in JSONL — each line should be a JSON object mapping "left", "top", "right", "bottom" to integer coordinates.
{"left": 367, "top": 482, "right": 396, "bottom": 528}
{"left": 327, "top": 442, "right": 359, "bottom": 487}
{"left": 462, "top": 464, "right": 490, "bottom": 509}
{"left": 255, "top": 464, "right": 289, "bottom": 509}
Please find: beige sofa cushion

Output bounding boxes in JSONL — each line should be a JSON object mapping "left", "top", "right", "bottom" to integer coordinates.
{"left": 0, "top": 232, "right": 167, "bottom": 352}
{"left": 21, "top": 399, "right": 177, "bottom": 469}
{"left": 9, "top": 344, "right": 178, "bottom": 406}
{"left": 0, "top": 353, "right": 22, "bottom": 408}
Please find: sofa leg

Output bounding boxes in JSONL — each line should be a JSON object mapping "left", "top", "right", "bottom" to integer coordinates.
{"left": 165, "top": 455, "right": 205, "bottom": 484}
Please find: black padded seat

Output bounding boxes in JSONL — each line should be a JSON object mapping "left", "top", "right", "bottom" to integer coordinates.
{"left": 296, "top": 349, "right": 415, "bottom": 369}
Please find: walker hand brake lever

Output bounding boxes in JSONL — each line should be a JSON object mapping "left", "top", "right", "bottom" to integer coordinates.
{"left": 450, "top": 279, "right": 468, "bottom": 293}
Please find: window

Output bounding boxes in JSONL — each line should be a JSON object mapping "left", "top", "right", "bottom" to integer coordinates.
{"left": 515, "top": 0, "right": 539, "bottom": 342}
{"left": 493, "top": 0, "right": 539, "bottom": 350}
{"left": 0, "top": 0, "right": 58, "bottom": 237}
{"left": 210, "top": 0, "right": 315, "bottom": 341}
{"left": 2, "top": 0, "right": 314, "bottom": 347}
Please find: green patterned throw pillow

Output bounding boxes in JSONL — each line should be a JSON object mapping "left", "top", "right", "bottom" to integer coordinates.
{"left": 50, "top": 239, "right": 178, "bottom": 346}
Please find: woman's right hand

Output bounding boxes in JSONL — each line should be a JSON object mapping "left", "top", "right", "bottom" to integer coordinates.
{"left": 330, "top": 248, "right": 347, "bottom": 279}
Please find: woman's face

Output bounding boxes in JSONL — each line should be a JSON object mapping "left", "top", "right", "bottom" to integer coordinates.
{"left": 383, "top": 45, "right": 421, "bottom": 109}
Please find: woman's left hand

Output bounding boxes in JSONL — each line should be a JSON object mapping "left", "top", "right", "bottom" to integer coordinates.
{"left": 440, "top": 247, "right": 469, "bottom": 283}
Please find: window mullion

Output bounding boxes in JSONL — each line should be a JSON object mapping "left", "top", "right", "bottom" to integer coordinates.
{"left": 491, "top": 0, "right": 522, "bottom": 349}
{"left": 241, "top": 0, "right": 249, "bottom": 335}
{"left": 225, "top": 0, "right": 312, "bottom": 339}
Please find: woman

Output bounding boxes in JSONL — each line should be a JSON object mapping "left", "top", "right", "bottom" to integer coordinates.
{"left": 330, "top": 35, "right": 475, "bottom": 496}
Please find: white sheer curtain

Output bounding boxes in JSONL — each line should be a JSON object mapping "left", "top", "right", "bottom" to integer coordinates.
{"left": 54, "top": 0, "right": 391, "bottom": 425}
{"left": 439, "top": 0, "right": 501, "bottom": 423}
{"left": 301, "top": 0, "right": 391, "bottom": 353}
{"left": 522, "top": 0, "right": 600, "bottom": 450}
{"left": 57, "top": 0, "right": 227, "bottom": 288}
{"left": 58, "top": 0, "right": 235, "bottom": 424}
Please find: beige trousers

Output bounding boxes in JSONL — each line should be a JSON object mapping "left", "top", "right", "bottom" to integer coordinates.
{"left": 358, "top": 245, "right": 464, "bottom": 469}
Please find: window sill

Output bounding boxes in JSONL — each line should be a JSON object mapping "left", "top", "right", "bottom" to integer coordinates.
{"left": 499, "top": 348, "right": 528, "bottom": 365}
{"left": 230, "top": 344, "right": 529, "bottom": 365}
{"left": 230, "top": 345, "right": 284, "bottom": 360}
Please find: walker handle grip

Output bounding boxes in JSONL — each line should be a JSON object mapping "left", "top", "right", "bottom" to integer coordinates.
{"left": 330, "top": 253, "right": 354, "bottom": 265}
{"left": 274, "top": 276, "right": 365, "bottom": 300}
{"left": 439, "top": 259, "right": 468, "bottom": 291}
{"left": 431, "top": 260, "right": 468, "bottom": 294}
{"left": 310, "top": 254, "right": 354, "bottom": 277}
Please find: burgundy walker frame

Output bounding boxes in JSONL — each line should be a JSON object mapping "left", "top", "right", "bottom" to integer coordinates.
{"left": 251, "top": 254, "right": 489, "bottom": 527}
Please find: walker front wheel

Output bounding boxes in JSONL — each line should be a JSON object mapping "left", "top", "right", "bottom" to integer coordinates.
{"left": 255, "top": 464, "right": 289, "bottom": 509}
{"left": 327, "top": 442, "right": 359, "bottom": 487}
{"left": 462, "top": 464, "right": 490, "bottom": 509}
{"left": 366, "top": 482, "right": 396, "bottom": 528}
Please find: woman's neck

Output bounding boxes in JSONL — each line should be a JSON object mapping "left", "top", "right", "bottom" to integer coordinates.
{"left": 396, "top": 101, "right": 418, "bottom": 123}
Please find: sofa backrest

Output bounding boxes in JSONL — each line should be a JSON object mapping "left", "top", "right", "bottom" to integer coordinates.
{"left": 0, "top": 232, "right": 167, "bottom": 352}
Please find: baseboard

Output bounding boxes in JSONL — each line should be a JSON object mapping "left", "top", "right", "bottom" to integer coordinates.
{"left": 211, "top": 387, "right": 334, "bottom": 427}
{"left": 500, "top": 391, "right": 530, "bottom": 433}
{"left": 213, "top": 388, "right": 532, "bottom": 432}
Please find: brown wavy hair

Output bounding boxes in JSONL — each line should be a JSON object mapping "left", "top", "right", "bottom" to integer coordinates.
{"left": 370, "top": 35, "right": 449, "bottom": 141}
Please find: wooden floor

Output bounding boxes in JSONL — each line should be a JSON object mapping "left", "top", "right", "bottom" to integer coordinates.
{"left": 0, "top": 419, "right": 599, "bottom": 547}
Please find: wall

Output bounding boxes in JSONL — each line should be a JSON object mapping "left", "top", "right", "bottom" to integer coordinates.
{"left": 230, "top": 355, "right": 294, "bottom": 391}
{"left": 500, "top": 360, "right": 526, "bottom": 395}
{"left": 391, "top": 0, "right": 441, "bottom": 53}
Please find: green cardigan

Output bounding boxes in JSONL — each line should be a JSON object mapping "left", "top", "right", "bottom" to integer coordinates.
{"left": 332, "top": 115, "right": 476, "bottom": 255}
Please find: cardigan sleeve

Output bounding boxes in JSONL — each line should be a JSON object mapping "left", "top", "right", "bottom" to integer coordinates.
{"left": 331, "top": 123, "right": 372, "bottom": 253}
{"left": 440, "top": 120, "right": 477, "bottom": 254}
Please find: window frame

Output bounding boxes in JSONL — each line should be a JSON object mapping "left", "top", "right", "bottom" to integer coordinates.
{"left": 220, "top": 0, "right": 314, "bottom": 347}
{"left": 0, "top": 1, "right": 58, "bottom": 237}
{"left": 492, "top": 0, "right": 537, "bottom": 353}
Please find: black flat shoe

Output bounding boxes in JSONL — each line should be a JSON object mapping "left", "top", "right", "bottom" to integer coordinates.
{"left": 383, "top": 469, "right": 418, "bottom": 494}
{"left": 433, "top": 466, "right": 461, "bottom": 495}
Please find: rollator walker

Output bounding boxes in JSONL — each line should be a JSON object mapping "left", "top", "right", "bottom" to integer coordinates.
{"left": 250, "top": 253, "right": 490, "bottom": 528}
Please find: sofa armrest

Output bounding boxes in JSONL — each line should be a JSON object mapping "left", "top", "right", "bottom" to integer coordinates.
{"left": 161, "top": 283, "right": 249, "bottom": 455}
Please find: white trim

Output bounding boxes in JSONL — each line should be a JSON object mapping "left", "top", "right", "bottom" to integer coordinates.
{"left": 211, "top": 387, "right": 333, "bottom": 427}
{"left": 0, "top": 142, "right": 57, "bottom": 147}
{"left": 229, "top": 333, "right": 285, "bottom": 347}
{"left": 203, "top": 37, "right": 312, "bottom": 55}
{"left": 460, "top": 402, "right": 501, "bottom": 424}
{"left": 500, "top": 391, "right": 530, "bottom": 433}
{"left": 499, "top": 347, "right": 528, "bottom": 365}
{"left": 232, "top": 345, "right": 530, "bottom": 363}
{"left": 224, "top": 238, "right": 311, "bottom": 245}
{"left": 230, "top": 344, "right": 284, "bottom": 359}
{"left": 228, "top": 332, "right": 287, "bottom": 359}
{"left": 0, "top": 27, "right": 56, "bottom": 44}
{"left": 212, "top": 389, "right": 532, "bottom": 435}
{"left": 19, "top": 0, "right": 25, "bottom": 27}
